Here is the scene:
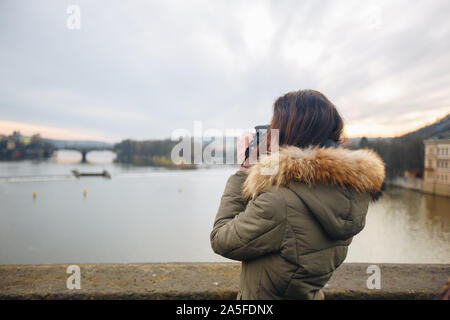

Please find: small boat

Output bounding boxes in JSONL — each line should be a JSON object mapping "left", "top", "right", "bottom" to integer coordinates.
{"left": 72, "top": 169, "right": 111, "bottom": 179}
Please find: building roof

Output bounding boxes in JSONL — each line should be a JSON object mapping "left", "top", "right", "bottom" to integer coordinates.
{"left": 424, "top": 138, "right": 450, "bottom": 144}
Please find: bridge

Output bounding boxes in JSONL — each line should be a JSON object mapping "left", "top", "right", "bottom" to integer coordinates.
{"left": 55, "top": 144, "right": 114, "bottom": 163}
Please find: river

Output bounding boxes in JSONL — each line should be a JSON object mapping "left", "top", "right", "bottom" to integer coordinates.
{"left": 0, "top": 150, "right": 449, "bottom": 264}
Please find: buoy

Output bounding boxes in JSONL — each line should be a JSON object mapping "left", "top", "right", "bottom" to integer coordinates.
{"left": 32, "top": 191, "right": 37, "bottom": 199}
{"left": 178, "top": 186, "right": 182, "bottom": 192}
{"left": 83, "top": 188, "right": 87, "bottom": 197}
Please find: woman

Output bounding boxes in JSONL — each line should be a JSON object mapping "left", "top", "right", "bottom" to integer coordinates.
{"left": 210, "top": 89, "right": 385, "bottom": 300}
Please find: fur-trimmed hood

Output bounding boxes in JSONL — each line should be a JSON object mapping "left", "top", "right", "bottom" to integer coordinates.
{"left": 243, "top": 145, "right": 385, "bottom": 200}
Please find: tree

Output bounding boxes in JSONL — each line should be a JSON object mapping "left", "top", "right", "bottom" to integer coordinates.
{"left": 359, "top": 136, "right": 369, "bottom": 148}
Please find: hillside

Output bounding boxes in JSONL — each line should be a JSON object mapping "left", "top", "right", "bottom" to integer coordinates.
{"left": 400, "top": 113, "right": 450, "bottom": 139}
{"left": 352, "top": 112, "right": 449, "bottom": 179}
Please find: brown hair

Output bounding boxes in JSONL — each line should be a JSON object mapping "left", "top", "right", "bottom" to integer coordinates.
{"left": 267, "top": 89, "right": 344, "bottom": 150}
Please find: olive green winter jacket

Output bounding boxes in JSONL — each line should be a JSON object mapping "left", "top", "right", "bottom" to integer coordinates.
{"left": 210, "top": 145, "right": 385, "bottom": 299}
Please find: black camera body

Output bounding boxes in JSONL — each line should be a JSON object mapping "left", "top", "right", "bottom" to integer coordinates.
{"left": 242, "top": 124, "right": 269, "bottom": 166}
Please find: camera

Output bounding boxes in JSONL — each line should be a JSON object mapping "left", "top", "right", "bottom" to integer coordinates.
{"left": 242, "top": 124, "right": 269, "bottom": 166}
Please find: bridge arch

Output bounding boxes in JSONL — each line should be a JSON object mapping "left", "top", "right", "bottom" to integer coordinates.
{"left": 55, "top": 145, "right": 115, "bottom": 163}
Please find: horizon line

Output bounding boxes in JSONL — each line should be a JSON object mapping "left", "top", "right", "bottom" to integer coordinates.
{"left": 1, "top": 112, "right": 448, "bottom": 143}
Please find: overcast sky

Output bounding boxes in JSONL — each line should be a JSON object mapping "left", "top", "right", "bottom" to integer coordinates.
{"left": 1, "top": 0, "right": 449, "bottom": 142}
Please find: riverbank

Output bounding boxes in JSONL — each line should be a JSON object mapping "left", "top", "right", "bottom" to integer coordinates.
{"left": 0, "top": 263, "right": 448, "bottom": 300}
{"left": 388, "top": 177, "right": 450, "bottom": 197}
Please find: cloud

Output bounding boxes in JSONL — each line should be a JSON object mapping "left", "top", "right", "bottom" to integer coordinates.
{"left": 1, "top": 0, "right": 449, "bottom": 141}
{"left": 0, "top": 120, "right": 114, "bottom": 142}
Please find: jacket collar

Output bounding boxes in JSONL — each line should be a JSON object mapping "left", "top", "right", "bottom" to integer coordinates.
{"left": 243, "top": 145, "right": 385, "bottom": 200}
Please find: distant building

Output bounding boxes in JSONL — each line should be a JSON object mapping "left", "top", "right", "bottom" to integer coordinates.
{"left": 6, "top": 140, "right": 16, "bottom": 150}
{"left": 423, "top": 139, "right": 450, "bottom": 197}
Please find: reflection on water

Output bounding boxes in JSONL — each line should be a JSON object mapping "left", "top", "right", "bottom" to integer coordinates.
{"left": 347, "top": 186, "right": 449, "bottom": 264}
{"left": 0, "top": 151, "right": 449, "bottom": 264}
{"left": 54, "top": 150, "right": 116, "bottom": 164}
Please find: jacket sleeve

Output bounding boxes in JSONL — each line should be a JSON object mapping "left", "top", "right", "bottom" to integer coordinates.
{"left": 210, "top": 170, "right": 286, "bottom": 261}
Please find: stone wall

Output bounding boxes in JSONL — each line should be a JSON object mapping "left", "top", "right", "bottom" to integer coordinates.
{"left": 0, "top": 263, "right": 448, "bottom": 300}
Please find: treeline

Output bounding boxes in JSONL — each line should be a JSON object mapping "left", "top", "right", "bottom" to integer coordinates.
{"left": 0, "top": 132, "right": 55, "bottom": 161}
{"left": 114, "top": 135, "right": 428, "bottom": 176}
{"left": 352, "top": 113, "right": 449, "bottom": 180}
{"left": 113, "top": 138, "right": 238, "bottom": 168}
{"left": 114, "top": 139, "right": 195, "bottom": 168}
{"left": 352, "top": 136, "right": 424, "bottom": 179}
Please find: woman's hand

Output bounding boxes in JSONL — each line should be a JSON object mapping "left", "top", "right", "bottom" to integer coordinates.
{"left": 237, "top": 131, "right": 254, "bottom": 172}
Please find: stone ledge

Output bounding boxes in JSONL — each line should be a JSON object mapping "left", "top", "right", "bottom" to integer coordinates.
{"left": 0, "top": 263, "right": 448, "bottom": 300}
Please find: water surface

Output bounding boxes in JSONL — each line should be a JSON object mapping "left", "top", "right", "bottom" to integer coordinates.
{"left": 0, "top": 151, "right": 448, "bottom": 264}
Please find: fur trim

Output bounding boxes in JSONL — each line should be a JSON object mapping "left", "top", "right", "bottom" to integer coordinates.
{"left": 243, "top": 146, "right": 385, "bottom": 200}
